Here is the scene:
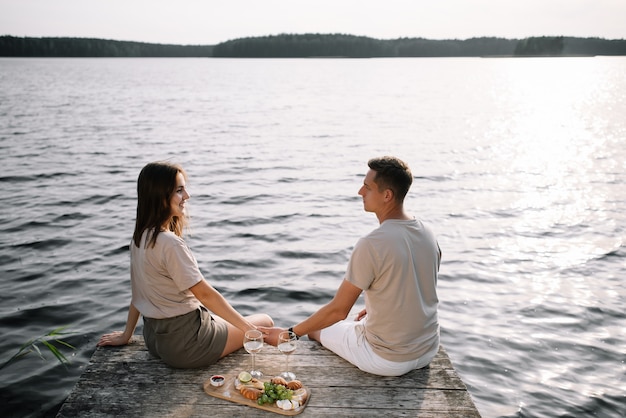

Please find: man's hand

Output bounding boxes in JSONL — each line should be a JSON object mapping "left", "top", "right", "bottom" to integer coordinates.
{"left": 256, "top": 326, "right": 286, "bottom": 346}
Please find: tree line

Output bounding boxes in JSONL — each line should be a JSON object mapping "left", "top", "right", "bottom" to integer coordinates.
{"left": 213, "top": 34, "right": 626, "bottom": 57}
{"left": 1, "top": 34, "right": 625, "bottom": 58}
{"left": 0, "top": 36, "right": 213, "bottom": 57}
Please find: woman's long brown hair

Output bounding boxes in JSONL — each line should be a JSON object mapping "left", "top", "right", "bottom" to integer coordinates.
{"left": 132, "top": 161, "right": 188, "bottom": 248}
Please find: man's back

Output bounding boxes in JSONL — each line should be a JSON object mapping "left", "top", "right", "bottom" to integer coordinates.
{"left": 345, "top": 218, "right": 440, "bottom": 363}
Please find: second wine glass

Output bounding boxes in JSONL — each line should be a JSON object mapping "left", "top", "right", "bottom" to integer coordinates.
{"left": 243, "top": 329, "right": 264, "bottom": 379}
{"left": 278, "top": 330, "right": 298, "bottom": 381}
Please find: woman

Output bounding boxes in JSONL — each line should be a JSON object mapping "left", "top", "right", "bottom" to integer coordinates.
{"left": 98, "top": 161, "right": 273, "bottom": 368}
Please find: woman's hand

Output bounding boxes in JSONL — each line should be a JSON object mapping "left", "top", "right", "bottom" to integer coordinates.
{"left": 355, "top": 309, "right": 367, "bottom": 321}
{"left": 256, "top": 326, "right": 285, "bottom": 347}
{"left": 97, "top": 331, "right": 131, "bottom": 347}
{"left": 97, "top": 303, "right": 140, "bottom": 347}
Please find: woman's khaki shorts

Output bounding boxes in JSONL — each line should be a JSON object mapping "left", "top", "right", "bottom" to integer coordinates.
{"left": 143, "top": 306, "right": 228, "bottom": 368}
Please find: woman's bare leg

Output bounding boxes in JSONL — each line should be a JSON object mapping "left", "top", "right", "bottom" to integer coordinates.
{"left": 220, "top": 313, "right": 274, "bottom": 357}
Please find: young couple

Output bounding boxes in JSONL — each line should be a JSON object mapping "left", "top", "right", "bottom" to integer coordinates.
{"left": 98, "top": 156, "right": 441, "bottom": 377}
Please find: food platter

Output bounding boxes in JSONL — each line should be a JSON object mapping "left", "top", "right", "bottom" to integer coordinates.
{"left": 203, "top": 373, "right": 311, "bottom": 415}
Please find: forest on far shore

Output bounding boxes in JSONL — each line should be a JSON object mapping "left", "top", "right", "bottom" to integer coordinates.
{"left": 1, "top": 34, "right": 625, "bottom": 58}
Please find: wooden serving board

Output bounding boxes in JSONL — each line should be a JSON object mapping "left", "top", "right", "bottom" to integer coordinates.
{"left": 203, "top": 374, "right": 311, "bottom": 416}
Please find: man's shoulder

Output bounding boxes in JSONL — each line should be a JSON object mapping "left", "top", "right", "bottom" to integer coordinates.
{"left": 359, "top": 222, "right": 401, "bottom": 244}
{"left": 377, "top": 219, "right": 421, "bottom": 233}
{"left": 368, "top": 219, "right": 437, "bottom": 242}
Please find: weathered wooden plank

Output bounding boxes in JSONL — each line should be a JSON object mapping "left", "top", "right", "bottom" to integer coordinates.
{"left": 59, "top": 405, "right": 479, "bottom": 418}
{"left": 71, "top": 365, "right": 465, "bottom": 393}
{"left": 57, "top": 336, "right": 480, "bottom": 417}
{"left": 59, "top": 389, "right": 480, "bottom": 417}
{"left": 61, "top": 383, "right": 478, "bottom": 409}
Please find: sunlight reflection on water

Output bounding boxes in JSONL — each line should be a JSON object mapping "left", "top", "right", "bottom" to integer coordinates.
{"left": 0, "top": 57, "right": 624, "bottom": 417}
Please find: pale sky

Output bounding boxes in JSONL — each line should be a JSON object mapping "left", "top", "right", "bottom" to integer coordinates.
{"left": 1, "top": 0, "right": 625, "bottom": 45}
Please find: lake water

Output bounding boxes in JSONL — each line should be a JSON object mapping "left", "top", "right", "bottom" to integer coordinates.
{"left": 0, "top": 56, "right": 624, "bottom": 417}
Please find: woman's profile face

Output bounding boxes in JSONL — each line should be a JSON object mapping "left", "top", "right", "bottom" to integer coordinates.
{"left": 169, "top": 172, "right": 190, "bottom": 219}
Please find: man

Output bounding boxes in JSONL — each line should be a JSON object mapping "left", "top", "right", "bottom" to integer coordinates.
{"left": 263, "top": 156, "right": 441, "bottom": 376}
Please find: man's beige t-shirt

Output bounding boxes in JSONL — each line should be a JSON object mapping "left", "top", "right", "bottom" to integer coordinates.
{"left": 131, "top": 229, "right": 203, "bottom": 319}
{"left": 345, "top": 219, "right": 441, "bottom": 362}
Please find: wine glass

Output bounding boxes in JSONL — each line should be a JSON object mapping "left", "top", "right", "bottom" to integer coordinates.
{"left": 278, "top": 330, "right": 298, "bottom": 381}
{"left": 243, "top": 329, "right": 264, "bottom": 379}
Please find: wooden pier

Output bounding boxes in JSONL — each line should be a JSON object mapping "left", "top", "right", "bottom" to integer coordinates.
{"left": 57, "top": 336, "right": 480, "bottom": 417}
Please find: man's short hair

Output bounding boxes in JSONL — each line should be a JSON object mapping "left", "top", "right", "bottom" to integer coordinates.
{"left": 368, "top": 156, "right": 412, "bottom": 203}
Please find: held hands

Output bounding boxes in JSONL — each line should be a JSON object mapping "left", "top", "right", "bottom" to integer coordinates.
{"left": 97, "top": 331, "right": 131, "bottom": 347}
{"left": 256, "top": 326, "right": 285, "bottom": 347}
{"left": 355, "top": 309, "right": 367, "bottom": 321}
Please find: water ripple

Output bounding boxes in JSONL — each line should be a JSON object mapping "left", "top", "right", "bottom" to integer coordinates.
{"left": 1, "top": 56, "right": 625, "bottom": 418}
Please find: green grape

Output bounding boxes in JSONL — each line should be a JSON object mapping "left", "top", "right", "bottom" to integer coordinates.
{"left": 256, "top": 382, "right": 295, "bottom": 405}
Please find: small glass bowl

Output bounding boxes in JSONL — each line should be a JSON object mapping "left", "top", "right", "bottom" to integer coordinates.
{"left": 210, "top": 375, "right": 225, "bottom": 387}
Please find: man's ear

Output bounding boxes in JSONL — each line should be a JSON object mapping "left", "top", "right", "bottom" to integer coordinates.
{"left": 384, "top": 188, "right": 394, "bottom": 202}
